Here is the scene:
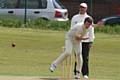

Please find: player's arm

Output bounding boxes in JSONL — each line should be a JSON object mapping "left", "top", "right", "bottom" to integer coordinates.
{"left": 82, "top": 37, "right": 89, "bottom": 40}
{"left": 74, "top": 30, "right": 89, "bottom": 40}
{"left": 93, "top": 21, "right": 104, "bottom": 27}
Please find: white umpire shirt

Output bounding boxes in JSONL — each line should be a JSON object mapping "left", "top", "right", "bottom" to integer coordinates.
{"left": 70, "top": 13, "right": 95, "bottom": 42}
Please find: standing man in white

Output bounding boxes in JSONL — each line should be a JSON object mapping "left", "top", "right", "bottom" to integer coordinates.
{"left": 71, "top": 3, "right": 95, "bottom": 79}
{"left": 50, "top": 17, "right": 93, "bottom": 79}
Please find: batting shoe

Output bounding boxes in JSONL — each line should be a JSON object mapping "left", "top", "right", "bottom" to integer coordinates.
{"left": 83, "top": 75, "right": 89, "bottom": 80}
{"left": 74, "top": 71, "right": 80, "bottom": 79}
{"left": 49, "top": 64, "right": 56, "bottom": 72}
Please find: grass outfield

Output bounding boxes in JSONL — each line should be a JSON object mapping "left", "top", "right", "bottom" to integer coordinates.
{"left": 0, "top": 27, "right": 119, "bottom": 80}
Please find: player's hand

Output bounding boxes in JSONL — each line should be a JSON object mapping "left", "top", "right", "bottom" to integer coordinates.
{"left": 96, "top": 21, "right": 104, "bottom": 27}
{"left": 82, "top": 37, "right": 89, "bottom": 40}
{"left": 75, "top": 35, "right": 82, "bottom": 41}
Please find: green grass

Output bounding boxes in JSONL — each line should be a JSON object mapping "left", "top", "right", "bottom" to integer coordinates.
{"left": 90, "top": 33, "right": 120, "bottom": 80}
{"left": 0, "top": 27, "right": 119, "bottom": 80}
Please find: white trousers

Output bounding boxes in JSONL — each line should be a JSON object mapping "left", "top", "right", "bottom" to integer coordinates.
{"left": 53, "top": 38, "right": 83, "bottom": 72}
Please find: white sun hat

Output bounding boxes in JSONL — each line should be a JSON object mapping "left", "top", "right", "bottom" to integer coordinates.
{"left": 80, "top": 3, "right": 88, "bottom": 8}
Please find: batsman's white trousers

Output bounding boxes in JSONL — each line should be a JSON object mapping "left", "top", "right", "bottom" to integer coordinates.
{"left": 52, "top": 38, "right": 83, "bottom": 72}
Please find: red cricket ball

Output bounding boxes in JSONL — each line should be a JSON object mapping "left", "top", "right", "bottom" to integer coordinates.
{"left": 12, "top": 43, "right": 16, "bottom": 47}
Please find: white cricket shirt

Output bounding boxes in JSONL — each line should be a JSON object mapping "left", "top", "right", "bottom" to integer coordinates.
{"left": 70, "top": 13, "right": 95, "bottom": 42}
